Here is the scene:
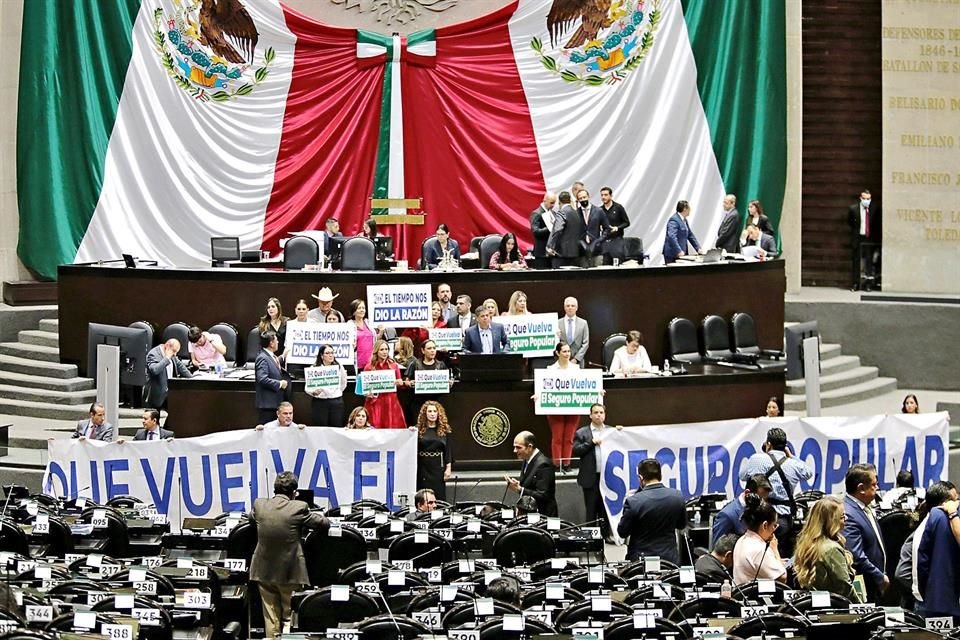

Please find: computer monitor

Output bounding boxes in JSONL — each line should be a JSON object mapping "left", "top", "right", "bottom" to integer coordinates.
{"left": 373, "top": 235, "right": 394, "bottom": 259}
{"left": 121, "top": 254, "right": 137, "bottom": 268}
{"left": 210, "top": 236, "right": 241, "bottom": 264}
{"left": 328, "top": 236, "right": 347, "bottom": 263}
{"left": 86, "top": 323, "right": 151, "bottom": 386}
{"left": 784, "top": 320, "right": 819, "bottom": 381}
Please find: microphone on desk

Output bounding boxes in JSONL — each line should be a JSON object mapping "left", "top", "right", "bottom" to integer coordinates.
{"left": 453, "top": 479, "right": 482, "bottom": 507}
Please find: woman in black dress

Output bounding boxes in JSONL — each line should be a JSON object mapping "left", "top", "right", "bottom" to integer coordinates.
{"left": 403, "top": 339, "right": 449, "bottom": 426}
{"left": 415, "top": 400, "right": 453, "bottom": 501}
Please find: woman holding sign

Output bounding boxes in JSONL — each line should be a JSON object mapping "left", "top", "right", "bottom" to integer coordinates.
{"left": 416, "top": 400, "right": 454, "bottom": 501}
{"left": 401, "top": 301, "right": 447, "bottom": 358}
{"left": 403, "top": 339, "right": 450, "bottom": 426}
{"left": 307, "top": 344, "right": 348, "bottom": 427}
{"left": 348, "top": 299, "right": 384, "bottom": 370}
{"left": 362, "top": 340, "right": 406, "bottom": 428}
{"left": 544, "top": 342, "right": 580, "bottom": 470}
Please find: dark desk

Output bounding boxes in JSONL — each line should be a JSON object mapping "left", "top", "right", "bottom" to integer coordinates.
{"left": 168, "top": 365, "right": 783, "bottom": 467}
{"left": 58, "top": 261, "right": 785, "bottom": 377}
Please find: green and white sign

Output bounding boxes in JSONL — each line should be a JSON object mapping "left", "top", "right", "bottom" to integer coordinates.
{"left": 414, "top": 370, "right": 450, "bottom": 395}
{"left": 358, "top": 369, "right": 398, "bottom": 394}
{"left": 534, "top": 368, "right": 604, "bottom": 415}
{"left": 304, "top": 365, "right": 342, "bottom": 394}
{"left": 493, "top": 312, "right": 558, "bottom": 358}
{"left": 429, "top": 328, "right": 463, "bottom": 351}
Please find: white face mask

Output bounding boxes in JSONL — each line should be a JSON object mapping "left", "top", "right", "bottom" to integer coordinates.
{"left": 862, "top": 199, "right": 871, "bottom": 207}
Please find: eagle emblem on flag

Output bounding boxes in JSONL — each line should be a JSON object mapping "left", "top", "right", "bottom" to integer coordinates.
{"left": 152, "top": 0, "right": 275, "bottom": 102}
{"left": 532, "top": 0, "right": 661, "bottom": 86}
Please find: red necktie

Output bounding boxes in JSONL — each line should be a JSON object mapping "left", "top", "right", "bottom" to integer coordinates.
{"left": 863, "top": 206, "right": 870, "bottom": 238}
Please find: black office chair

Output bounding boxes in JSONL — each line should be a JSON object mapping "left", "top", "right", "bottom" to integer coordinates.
{"left": 404, "top": 586, "right": 474, "bottom": 614}
{"left": 294, "top": 587, "right": 380, "bottom": 631}
{"left": 700, "top": 315, "right": 734, "bottom": 362}
{"left": 777, "top": 592, "right": 852, "bottom": 615}
{"left": 728, "top": 613, "right": 809, "bottom": 638}
{"left": 304, "top": 524, "right": 369, "bottom": 586}
{"left": 420, "top": 235, "right": 438, "bottom": 270}
{"left": 857, "top": 609, "right": 926, "bottom": 634}
{"left": 47, "top": 579, "right": 107, "bottom": 604}
{"left": 92, "top": 595, "right": 175, "bottom": 640}
{"left": 658, "top": 569, "right": 709, "bottom": 589}
{"left": 340, "top": 237, "right": 377, "bottom": 271}
{"left": 283, "top": 236, "right": 320, "bottom": 271}
{"left": 601, "top": 333, "right": 627, "bottom": 372}
{"left": 477, "top": 616, "right": 554, "bottom": 639}
{"left": 13, "top": 565, "right": 71, "bottom": 587}
{"left": 731, "top": 312, "right": 784, "bottom": 359}
{"left": 492, "top": 526, "right": 555, "bottom": 567}
{"left": 670, "top": 595, "right": 741, "bottom": 622}
{"left": 602, "top": 615, "right": 689, "bottom": 640}
{"left": 879, "top": 509, "right": 917, "bottom": 605}
{"left": 25, "top": 514, "right": 73, "bottom": 557}
{"left": 478, "top": 234, "right": 503, "bottom": 270}
{"left": 75, "top": 506, "right": 128, "bottom": 557}
{"left": 108, "top": 568, "right": 177, "bottom": 597}
{"left": 326, "top": 499, "right": 390, "bottom": 518}
{"left": 568, "top": 568, "right": 629, "bottom": 593}
{"left": 45, "top": 612, "right": 118, "bottom": 635}
{"left": 357, "top": 614, "right": 431, "bottom": 639}
{"left": 388, "top": 530, "right": 453, "bottom": 568}
{"left": 128, "top": 321, "right": 157, "bottom": 347}
{"left": 554, "top": 599, "right": 632, "bottom": 631}
{"left": 160, "top": 322, "right": 191, "bottom": 359}
{"left": 207, "top": 322, "right": 240, "bottom": 365}
{"left": 243, "top": 326, "right": 261, "bottom": 367}
{"left": 529, "top": 558, "right": 580, "bottom": 581}
{"left": 666, "top": 316, "right": 701, "bottom": 364}
{"left": 469, "top": 236, "right": 483, "bottom": 253}
{"left": 224, "top": 518, "right": 258, "bottom": 564}
{"left": 440, "top": 600, "right": 523, "bottom": 631}
{"left": 622, "top": 582, "right": 687, "bottom": 606}
{"left": 731, "top": 579, "right": 791, "bottom": 604}
{"left": 618, "top": 558, "right": 680, "bottom": 580}
{"left": 520, "top": 585, "right": 585, "bottom": 609}
{"left": 622, "top": 237, "right": 646, "bottom": 263}
{"left": 339, "top": 560, "right": 395, "bottom": 585}
{"left": 372, "top": 571, "right": 430, "bottom": 614}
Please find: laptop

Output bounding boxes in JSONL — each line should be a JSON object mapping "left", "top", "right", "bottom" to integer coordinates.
{"left": 122, "top": 253, "right": 137, "bottom": 268}
{"left": 701, "top": 248, "right": 723, "bottom": 263}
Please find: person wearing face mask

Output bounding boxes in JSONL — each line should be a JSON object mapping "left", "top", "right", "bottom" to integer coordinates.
{"left": 848, "top": 189, "right": 882, "bottom": 291}
{"left": 546, "top": 191, "right": 586, "bottom": 268}
{"left": 577, "top": 188, "right": 609, "bottom": 267}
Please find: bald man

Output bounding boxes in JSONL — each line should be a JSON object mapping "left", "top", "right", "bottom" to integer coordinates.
{"left": 530, "top": 191, "right": 558, "bottom": 269}
{"left": 143, "top": 338, "right": 193, "bottom": 409}
{"left": 505, "top": 431, "right": 558, "bottom": 516}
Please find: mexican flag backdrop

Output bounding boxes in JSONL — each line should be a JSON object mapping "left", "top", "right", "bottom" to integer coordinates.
{"left": 17, "top": 0, "right": 785, "bottom": 279}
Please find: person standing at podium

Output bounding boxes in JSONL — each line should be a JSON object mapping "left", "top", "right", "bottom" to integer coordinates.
{"left": 462, "top": 308, "right": 509, "bottom": 354}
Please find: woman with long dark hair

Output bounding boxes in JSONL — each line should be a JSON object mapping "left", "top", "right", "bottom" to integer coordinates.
{"left": 308, "top": 344, "right": 348, "bottom": 427}
{"left": 489, "top": 233, "right": 528, "bottom": 270}
{"left": 732, "top": 494, "right": 787, "bottom": 584}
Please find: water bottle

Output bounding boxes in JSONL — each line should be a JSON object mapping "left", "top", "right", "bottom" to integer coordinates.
{"left": 721, "top": 579, "right": 732, "bottom": 598}
{"left": 215, "top": 362, "right": 223, "bottom": 377}
{"left": 663, "top": 359, "right": 670, "bottom": 375}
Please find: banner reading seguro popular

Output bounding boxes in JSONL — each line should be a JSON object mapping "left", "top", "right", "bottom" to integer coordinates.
{"left": 598, "top": 413, "right": 951, "bottom": 537}
{"left": 366, "top": 284, "right": 432, "bottom": 328}
{"left": 493, "top": 312, "right": 558, "bottom": 358}
{"left": 42, "top": 428, "right": 417, "bottom": 523}
{"left": 285, "top": 321, "right": 356, "bottom": 366}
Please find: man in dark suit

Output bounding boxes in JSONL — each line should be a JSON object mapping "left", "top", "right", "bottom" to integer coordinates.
{"left": 72, "top": 402, "right": 113, "bottom": 442}
{"left": 448, "top": 294, "right": 477, "bottom": 331}
{"left": 506, "top": 431, "right": 557, "bottom": 517}
{"left": 323, "top": 217, "right": 343, "bottom": 257}
{"left": 714, "top": 194, "right": 741, "bottom": 254}
{"left": 133, "top": 409, "right": 173, "bottom": 441}
{"left": 547, "top": 191, "right": 585, "bottom": 268}
{"left": 249, "top": 471, "right": 328, "bottom": 639}
{"left": 617, "top": 458, "right": 687, "bottom": 563}
{"left": 662, "top": 200, "right": 702, "bottom": 264}
{"left": 255, "top": 331, "right": 290, "bottom": 424}
{"left": 529, "top": 192, "right": 557, "bottom": 269}
{"left": 143, "top": 338, "right": 192, "bottom": 409}
{"left": 575, "top": 188, "right": 609, "bottom": 265}
{"left": 572, "top": 404, "right": 620, "bottom": 541}
{"left": 848, "top": 189, "right": 882, "bottom": 290}
{"left": 711, "top": 474, "right": 772, "bottom": 543}
{"left": 741, "top": 224, "right": 778, "bottom": 257}
{"left": 462, "top": 308, "right": 509, "bottom": 354}
{"left": 843, "top": 463, "right": 888, "bottom": 602}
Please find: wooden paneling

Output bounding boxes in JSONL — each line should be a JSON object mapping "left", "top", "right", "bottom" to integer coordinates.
{"left": 801, "top": 0, "right": 882, "bottom": 287}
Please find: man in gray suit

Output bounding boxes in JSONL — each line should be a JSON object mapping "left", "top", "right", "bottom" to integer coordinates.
{"left": 249, "top": 471, "right": 329, "bottom": 639}
{"left": 560, "top": 297, "right": 589, "bottom": 365}
{"left": 73, "top": 402, "right": 113, "bottom": 442}
{"left": 714, "top": 194, "right": 741, "bottom": 254}
{"left": 143, "top": 339, "right": 192, "bottom": 409}
{"left": 133, "top": 409, "right": 173, "bottom": 441}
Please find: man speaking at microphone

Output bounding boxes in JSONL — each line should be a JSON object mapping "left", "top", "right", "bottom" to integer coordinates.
{"left": 249, "top": 471, "right": 329, "bottom": 639}
{"left": 505, "top": 431, "right": 557, "bottom": 517}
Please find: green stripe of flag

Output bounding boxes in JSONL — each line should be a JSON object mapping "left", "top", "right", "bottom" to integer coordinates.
{"left": 17, "top": 0, "right": 141, "bottom": 280}
{"left": 681, "top": 0, "right": 787, "bottom": 241}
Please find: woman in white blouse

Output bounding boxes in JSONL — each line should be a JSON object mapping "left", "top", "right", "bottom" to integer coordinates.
{"left": 609, "top": 330, "right": 652, "bottom": 376}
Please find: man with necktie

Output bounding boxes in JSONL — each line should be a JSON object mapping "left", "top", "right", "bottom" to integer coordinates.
{"left": 72, "top": 402, "right": 114, "bottom": 442}
{"left": 132, "top": 409, "right": 173, "bottom": 441}
{"left": 462, "top": 308, "right": 509, "bottom": 354}
{"left": 843, "top": 463, "right": 889, "bottom": 602}
{"left": 662, "top": 200, "right": 702, "bottom": 264}
{"left": 848, "top": 189, "right": 882, "bottom": 290}
{"left": 560, "top": 296, "right": 589, "bottom": 366}
{"left": 505, "top": 431, "right": 558, "bottom": 517}
{"left": 255, "top": 330, "right": 291, "bottom": 424}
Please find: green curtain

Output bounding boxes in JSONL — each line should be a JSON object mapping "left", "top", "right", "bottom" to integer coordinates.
{"left": 17, "top": 0, "right": 141, "bottom": 280}
{"left": 680, "top": 0, "right": 787, "bottom": 239}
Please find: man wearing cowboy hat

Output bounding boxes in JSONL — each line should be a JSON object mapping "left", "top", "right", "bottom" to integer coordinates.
{"left": 307, "top": 287, "right": 344, "bottom": 323}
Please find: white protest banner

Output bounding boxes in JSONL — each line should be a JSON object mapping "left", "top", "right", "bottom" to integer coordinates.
{"left": 429, "top": 328, "right": 463, "bottom": 351}
{"left": 359, "top": 369, "right": 398, "bottom": 394}
{"left": 533, "top": 368, "right": 603, "bottom": 415}
{"left": 367, "top": 284, "right": 431, "bottom": 328}
{"left": 285, "top": 321, "right": 356, "bottom": 366}
{"left": 492, "top": 313, "right": 558, "bottom": 358}
{"left": 304, "top": 366, "right": 342, "bottom": 394}
{"left": 43, "top": 428, "right": 416, "bottom": 523}
{"left": 414, "top": 370, "right": 450, "bottom": 395}
{"left": 599, "top": 413, "right": 950, "bottom": 540}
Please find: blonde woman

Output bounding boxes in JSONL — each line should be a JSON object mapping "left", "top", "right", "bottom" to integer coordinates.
{"left": 345, "top": 406, "right": 372, "bottom": 429}
{"left": 793, "top": 496, "right": 863, "bottom": 602}
{"left": 505, "top": 290, "right": 530, "bottom": 315}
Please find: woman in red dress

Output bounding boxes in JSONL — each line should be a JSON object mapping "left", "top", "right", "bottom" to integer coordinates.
{"left": 362, "top": 339, "right": 406, "bottom": 428}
